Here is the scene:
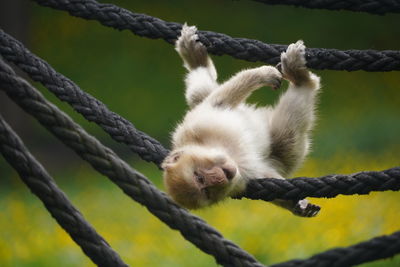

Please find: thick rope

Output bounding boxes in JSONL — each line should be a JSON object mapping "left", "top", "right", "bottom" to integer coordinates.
{"left": 3, "top": 64, "right": 399, "bottom": 267}
{"left": 236, "top": 167, "right": 400, "bottom": 201}
{"left": 31, "top": 0, "right": 400, "bottom": 72}
{"left": 0, "top": 29, "right": 169, "bottom": 167}
{"left": 253, "top": 0, "right": 400, "bottom": 15}
{"left": 0, "top": 60, "right": 263, "bottom": 267}
{"left": 1, "top": 8, "right": 399, "bottom": 267}
{"left": 0, "top": 117, "right": 127, "bottom": 266}
{"left": 272, "top": 230, "right": 400, "bottom": 267}
{"left": 1, "top": 29, "right": 399, "bottom": 202}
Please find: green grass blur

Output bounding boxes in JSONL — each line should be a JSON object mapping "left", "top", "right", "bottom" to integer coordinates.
{"left": 1, "top": 0, "right": 399, "bottom": 266}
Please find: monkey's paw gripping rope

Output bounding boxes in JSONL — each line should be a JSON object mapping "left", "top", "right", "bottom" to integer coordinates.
{"left": 0, "top": 0, "right": 399, "bottom": 266}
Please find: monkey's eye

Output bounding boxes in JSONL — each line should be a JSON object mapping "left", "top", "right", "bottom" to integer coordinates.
{"left": 171, "top": 153, "right": 181, "bottom": 162}
{"left": 194, "top": 171, "right": 204, "bottom": 184}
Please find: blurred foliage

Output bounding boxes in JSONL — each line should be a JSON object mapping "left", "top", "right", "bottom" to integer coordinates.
{"left": 1, "top": 0, "right": 399, "bottom": 266}
{"left": 1, "top": 155, "right": 399, "bottom": 266}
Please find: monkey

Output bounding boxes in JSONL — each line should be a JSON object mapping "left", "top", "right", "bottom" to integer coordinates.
{"left": 162, "top": 24, "right": 321, "bottom": 217}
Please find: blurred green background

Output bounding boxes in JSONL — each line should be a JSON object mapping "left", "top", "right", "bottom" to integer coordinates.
{"left": 0, "top": 0, "right": 399, "bottom": 266}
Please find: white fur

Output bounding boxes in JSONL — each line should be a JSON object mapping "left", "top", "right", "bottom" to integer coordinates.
{"left": 165, "top": 26, "right": 321, "bottom": 216}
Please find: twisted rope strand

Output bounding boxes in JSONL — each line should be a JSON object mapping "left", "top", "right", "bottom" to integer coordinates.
{"left": 0, "top": 60, "right": 262, "bottom": 267}
{"left": 271, "top": 230, "right": 400, "bottom": 267}
{"left": 31, "top": 0, "right": 400, "bottom": 71}
{"left": 2, "top": 64, "right": 399, "bottom": 267}
{"left": 236, "top": 167, "right": 400, "bottom": 201}
{"left": 1, "top": 4, "right": 399, "bottom": 265}
{"left": 253, "top": 0, "right": 400, "bottom": 15}
{"left": 0, "top": 118, "right": 128, "bottom": 266}
{"left": 0, "top": 29, "right": 169, "bottom": 166}
{"left": 1, "top": 29, "right": 398, "bottom": 203}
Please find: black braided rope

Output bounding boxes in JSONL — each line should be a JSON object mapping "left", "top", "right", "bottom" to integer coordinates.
{"left": 253, "top": 0, "right": 400, "bottom": 15}
{"left": 31, "top": 0, "right": 400, "bottom": 72}
{"left": 1, "top": 28, "right": 399, "bottom": 203}
{"left": 0, "top": 29, "right": 169, "bottom": 167}
{"left": 0, "top": 118, "right": 127, "bottom": 266}
{"left": 2, "top": 66, "right": 399, "bottom": 267}
{"left": 271, "top": 230, "right": 400, "bottom": 267}
{"left": 0, "top": 60, "right": 263, "bottom": 267}
{"left": 236, "top": 167, "right": 400, "bottom": 201}
{"left": 0, "top": 6, "right": 399, "bottom": 267}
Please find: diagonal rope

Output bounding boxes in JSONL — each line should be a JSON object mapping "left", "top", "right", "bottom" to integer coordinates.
{"left": 0, "top": 3, "right": 399, "bottom": 265}
{"left": 235, "top": 167, "right": 400, "bottom": 201}
{"left": 0, "top": 117, "right": 128, "bottom": 266}
{"left": 1, "top": 29, "right": 398, "bottom": 202}
{"left": 253, "top": 0, "right": 400, "bottom": 15}
{"left": 2, "top": 60, "right": 399, "bottom": 267}
{"left": 272, "top": 230, "right": 400, "bottom": 267}
{"left": 31, "top": 0, "right": 400, "bottom": 72}
{"left": 0, "top": 59, "right": 263, "bottom": 267}
{"left": 0, "top": 29, "right": 169, "bottom": 167}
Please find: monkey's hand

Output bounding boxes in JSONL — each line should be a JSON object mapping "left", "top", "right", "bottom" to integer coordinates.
{"left": 257, "top": 65, "right": 282, "bottom": 90}
{"left": 292, "top": 199, "right": 321, "bottom": 217}
{"left": 175, "top": 24, "right": 209, "bottom": 70}
{"left": 277, "top": 40, "right": 311, "bottom": 87}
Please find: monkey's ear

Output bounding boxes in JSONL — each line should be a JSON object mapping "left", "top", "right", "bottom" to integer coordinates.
{"left": 162, "top": 151, "right": 182, "bottom": 170}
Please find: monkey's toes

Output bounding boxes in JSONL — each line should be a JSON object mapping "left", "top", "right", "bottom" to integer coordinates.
{"left": 176, "top": 24, "right": 207, "bottom": 56}
{"left": 281, "top": 40, "right": 307, "bottom": 72}
{"left": 279, "top": 40, "right": 311, "bottom": 85}
{"left": 180, "top": 23, "right": 198, "bottom": 40}
{"left": 293, "top": 199, "right": 321, "bottom": 218}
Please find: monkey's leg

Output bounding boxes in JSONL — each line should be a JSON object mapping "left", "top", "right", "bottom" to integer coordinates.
{"left": 205, "top": 66, "right": 282, "bottom": 108}
{"left": 269, "top": 41, "right": 321, "bottom": 217}
{"left": 269, "top": 40, "right": 320, "bottom": 176}
{"left": 176, "top": 24, "right": 218, "bottom": 107}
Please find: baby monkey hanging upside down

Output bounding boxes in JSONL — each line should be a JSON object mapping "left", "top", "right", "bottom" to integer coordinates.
{"left": 162, "top": 24, "right": 321, "bottom": 217}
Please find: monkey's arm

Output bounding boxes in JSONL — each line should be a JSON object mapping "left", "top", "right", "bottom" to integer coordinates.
{"left": 204, "top": 66, "right": 281, "bottom": 108}
{"left": 269, "top": 41, "right": 320, "bottom": 177}
{"left": 176, "top": 24, "right": 218, "bottom": 108}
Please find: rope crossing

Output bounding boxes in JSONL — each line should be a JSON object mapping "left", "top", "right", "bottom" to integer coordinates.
{"left": 0, "top": 118, "right": 128, "bottom": 267}
{"left": 1, "top": 27, "right": 399, "bottom": 205}
{"left": 0, "top": 59, "right": 262, "bottom": 267}
{"left": 253, "top": 0, "right": 400, "bottom": 15}
{"left": 31, "top": 0, "right": 400, "bottom": 72}
{"left": 0, "top": 29, "right": 169, "bottom": 167}
{"left": 0, "top": 0, "right": 399, "bottom": 266}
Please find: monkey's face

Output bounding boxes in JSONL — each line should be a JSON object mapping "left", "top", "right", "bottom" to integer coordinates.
{"left": 162, "top": 147, "right": 239, "bottom": 209}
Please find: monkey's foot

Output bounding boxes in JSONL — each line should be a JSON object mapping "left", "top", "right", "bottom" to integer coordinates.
{"left": 175, "top": 23, "right": 209, "bottom": 69}
{"left": 292, "top": 199, "right": 320, "bottom": 217}
{"left": 279, "top": 40, "right": 311, "bottom": 86}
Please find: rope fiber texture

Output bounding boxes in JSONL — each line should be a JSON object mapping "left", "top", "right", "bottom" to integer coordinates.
{"left": 253, "top": 0, "right": 400, "bottom": 15}
{"left": 2, "top": 52, "right": 400, "bottom": 267}
{"left": 0, "top": 98, "right": 127, "bottom": 266}
{"left": 0, "top": 59, "right": 263, "bottom": 267}
{"left": 237, "top": 167, "right": 400, "bottom": 201}
{"left": 1, "top": 0, "right": 399, "bottom": 265}
{"left": 0, "top": 29, "right": 169, "bottom": 167}
{"left": 2, "top": 26, "right": 398, "bottom": 211}
{"left": 31, "top": 0, "right": 400, "bottom": 72}
{"left": 271, "top": 230, "right": 400, "bottom": 267}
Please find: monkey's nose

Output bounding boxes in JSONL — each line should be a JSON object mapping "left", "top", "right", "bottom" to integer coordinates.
{"left": 221, "top": 164, "right": 237, "bottom": 180}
